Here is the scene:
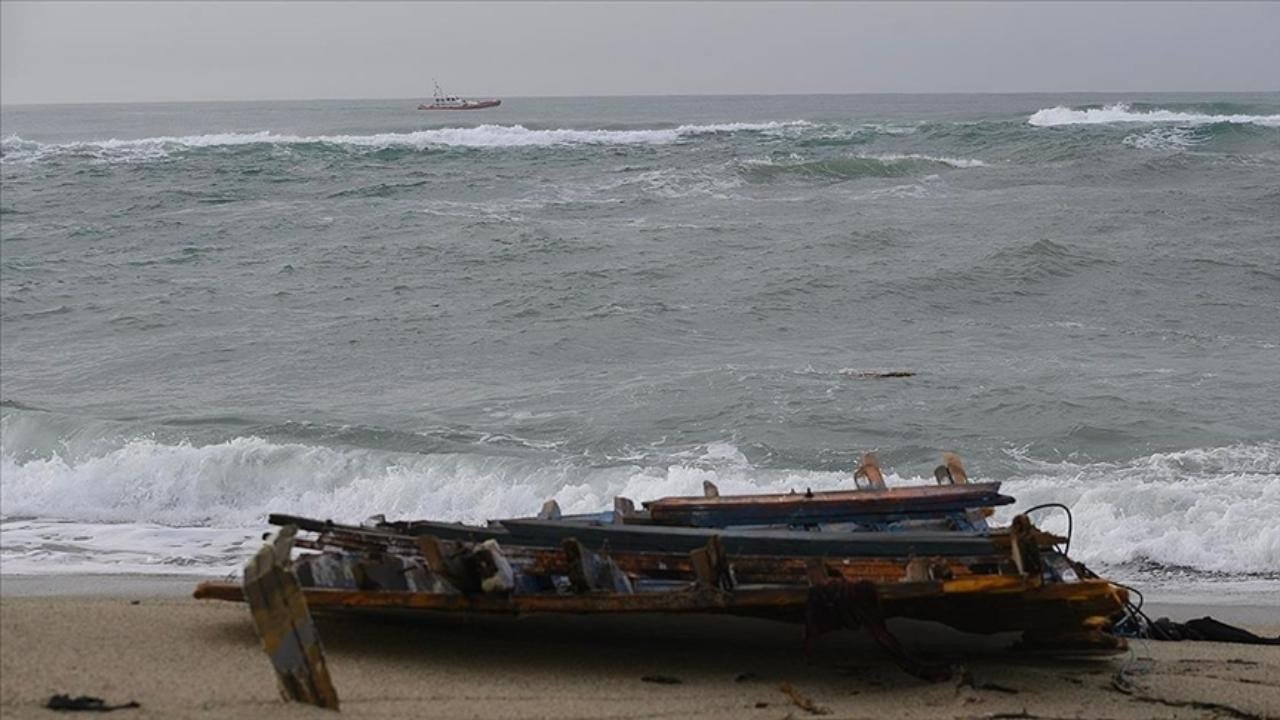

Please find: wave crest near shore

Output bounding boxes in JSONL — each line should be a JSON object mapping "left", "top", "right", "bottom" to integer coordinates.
{"left": 2, "top": 407, "right": 1277, "bottom": 578}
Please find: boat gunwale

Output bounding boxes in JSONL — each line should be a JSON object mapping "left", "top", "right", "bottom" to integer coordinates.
{"left": 644, "top": 481, "right": 1010, "bottom": 510}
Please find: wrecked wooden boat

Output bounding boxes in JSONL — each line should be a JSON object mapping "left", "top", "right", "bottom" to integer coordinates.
{"left": 192, "top": 453, "right": 1131, "bottom": 702}
{"left": 195, "top": 457, "right": 1131, "bottom": 703}
{"left": 197, "top": 515, "right": 1122, "bottom": 633}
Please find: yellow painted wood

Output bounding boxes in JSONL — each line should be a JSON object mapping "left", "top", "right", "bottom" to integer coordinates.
{"left": 242, "top": 526, "right": 340, "bottom": 710}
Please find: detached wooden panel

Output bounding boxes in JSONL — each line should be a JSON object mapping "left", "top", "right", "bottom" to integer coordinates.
{"left": 269, "top": 513, "right": 508, "bottom": 544}
{"left": 643, "top": 482, "right": 1013, "bottom": 527}
{"left": 242, "top": 526, "right": 340, "bottom": 711}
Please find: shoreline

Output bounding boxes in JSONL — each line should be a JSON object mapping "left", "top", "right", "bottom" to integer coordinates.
{"left": 2, "top": 590, "right": 1277, "bottom": 719}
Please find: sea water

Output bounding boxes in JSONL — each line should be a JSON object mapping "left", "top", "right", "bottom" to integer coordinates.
{"left": 2, "top": 94, "right": 1277, "bottom": 600}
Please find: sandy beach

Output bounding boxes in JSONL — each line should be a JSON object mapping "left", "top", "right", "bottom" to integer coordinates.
{"left": 5, "top": 3, "right": 1280, "bottom": 717}
{"left": 1, "top": 577, "right": 1276, "bottom": 719}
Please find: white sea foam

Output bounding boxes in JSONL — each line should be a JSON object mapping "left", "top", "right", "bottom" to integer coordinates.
{"left": 0, "top": 520, "right": 259, "bottom": 576}
{"left": 0, "top": 122, "right": 810, "bottom": 164}
{"left": 3, "top": 405, "right": 1278, "bottom": 580}
{"left": 0, "top": 431, "right": 851, "bottom": 574}
{"left": 0, "top": 432, "right": 843, "bottom": 530}
{"left": 1122, "top": 127, "right": 1203, "bottom": 150}
{"left": 1028, "top": 103, "right": 1280, "bottom": 127}
{"left": 616, "top": 167, "right": 746, "bottom": 199}
{"left": 994, "top": 443, "right": 1280, "bottom": 576}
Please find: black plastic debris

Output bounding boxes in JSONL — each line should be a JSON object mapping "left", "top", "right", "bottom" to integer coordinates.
{"left": 1116, "top": 614, "right": 1280, "bottom": 645}
{"left": 45, "top": 695, "right": 140, "bottom": 712}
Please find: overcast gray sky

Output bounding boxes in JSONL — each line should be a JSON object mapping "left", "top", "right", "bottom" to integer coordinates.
{"left": 2, "top": 1, "right": 1277, "bottom": 105}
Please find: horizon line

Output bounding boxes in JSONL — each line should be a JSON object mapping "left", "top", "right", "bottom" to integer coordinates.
{"left": 4, "top": 88, "right": 1279, "bottom": 109}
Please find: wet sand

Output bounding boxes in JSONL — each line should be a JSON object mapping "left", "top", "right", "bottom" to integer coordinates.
{"left": 1, "top": 578, "right": 1277, "bottom": 719}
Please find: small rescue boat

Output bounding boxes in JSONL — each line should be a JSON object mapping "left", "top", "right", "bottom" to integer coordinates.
{"left": 417, "top": 80, "right": 501, "bottom": 110}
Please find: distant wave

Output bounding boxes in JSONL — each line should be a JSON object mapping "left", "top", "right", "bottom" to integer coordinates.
{"left": 905, "top": 238, "right": 1110, "bottom": 303}
{"left": 740, "top": 153, "right": 986, "bottom": 182}
{"left": 0, "top": 122, "right": 809, "bottom": 163}
{"left": 868, "top": 153, "right": 987, "bottom": 168}
{"left": 1122, "top": 127, "right": 1204, "bottom": 150}
{"left": 1028, "top": 103, "right": 1280, "bottom": 127}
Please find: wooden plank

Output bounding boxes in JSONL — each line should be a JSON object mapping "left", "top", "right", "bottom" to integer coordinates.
{"left": 276, "top": 514, "right": 1004, "bottom": 557}
{"left": 194, "top": 580, "right": 247, "bottom": 601}
{"left": 270, "top": 513, "right": 508, "bottom": 543}
{"left": 1008, "top": 513, "right": 1045, "bottom": 579}
{"left": 416, "top": 535, "right": 471, "bottom": 588}
{"left": 520, "top": 548, "right": 1009, "bottom": 584}
{"left": 644, "top": 482, "right": 1006, "bottom": 510}
{"left": 271, "top": 509, "right": 1062, "bottom": 556}
{"left": 689, "top": 536, "right": 735, "bottom": 591}
{"left": 241, "top": 526, "right": 339, "bottom": 710}
{"left": 499, "top": 519, "right": 1004, "bottom": 558}
{"left": 643, "top": 482, "right": 1013, "bottom": 528}
{"left": 853, "top": 452, "right": 886, "bottom": 490}
{"left": 613, "top": 497, "right": 637, "bottom": 521}
{"left": 943, "top": 452, "right": 968, "bottom": 484}
{"left": 267, "top": 507, "right": 1059, "bottom": 558}
{"left": 199, "top": 577, "right": 1127, "bottom": 638}
{"left": 562, "top": 539, "right": 633, "bottom": 594}
{"left": 293, "top": 528, "right": 1017, "bottom": 585}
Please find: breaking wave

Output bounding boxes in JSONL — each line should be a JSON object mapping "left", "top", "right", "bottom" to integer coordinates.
{"left": 1028, "top": 103, "right": 1280, "bottom": 127}
{"left": 0, "top": 409, "right": 841, "bottom": 529}
{"left": 0, "top": 122, "right": 809, "bottom": 164}
{"left": 996, "top": 443, "right": 1280, "bottom": 578}
{"left": 1, "top": 408, "right": 1276, "bottom": 579}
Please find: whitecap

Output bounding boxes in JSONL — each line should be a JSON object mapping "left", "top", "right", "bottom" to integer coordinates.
{"left": 0, "top": 121, "right": 812, "bottom": 164}
{"left": 1123, "top": 127, "right": 1204, "bottom": 150}
{"left": 1028, "top": 103, "right": 1280, "bottom": 127}
{"left": 3, "top": 406, "right": 1276, "bottom": 580}
{"left": 858, "top": 153, "right": 988, "bottom": 168}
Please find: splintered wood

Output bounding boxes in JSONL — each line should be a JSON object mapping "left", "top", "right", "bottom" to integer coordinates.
{"left": 242, "top": 525, "right": 340, "bottom": 710}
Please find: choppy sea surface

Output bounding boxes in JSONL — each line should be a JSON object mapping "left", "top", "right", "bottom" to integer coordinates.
{"left": 2, "top": 94, "right": 1277, "bottom": 600}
